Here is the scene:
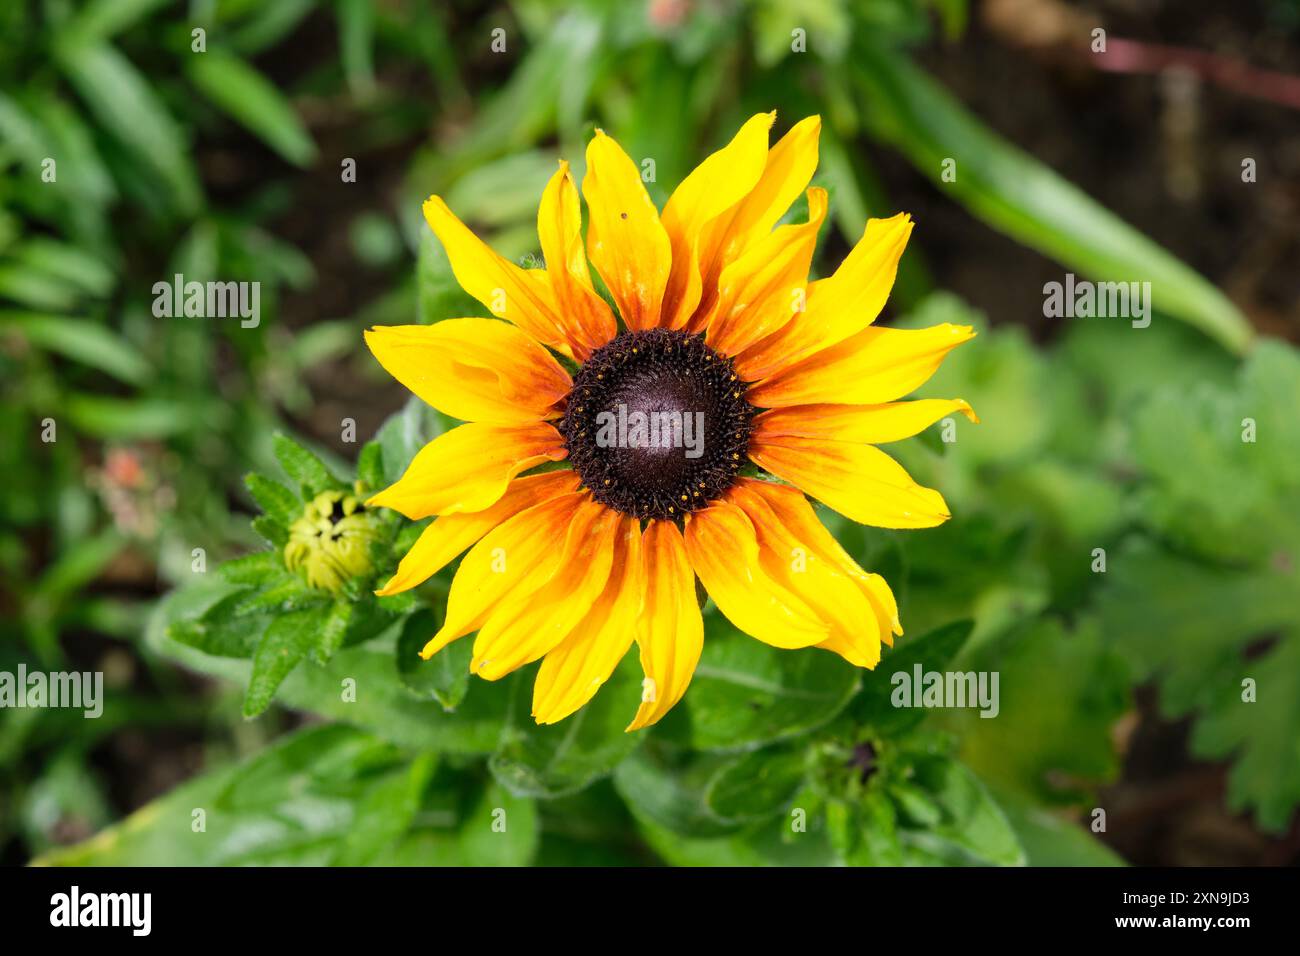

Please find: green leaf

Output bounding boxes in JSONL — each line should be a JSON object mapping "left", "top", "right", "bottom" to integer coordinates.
{"left": 703, "top": 744, "right": 807, "bottom": 824}
{"left": 272, "top": 432, "right": 340, "bottom": 496}
{"left": 830, "top": 789, "right": 905, "bottom": 866}
{"left": 313, "top": 600, "right": 354, "bottom": 664}
{"left": 851, "top": 619, "right": 972, "bottom": 734}
{"left": 251, "top": 515, "right": 288, "bottom": 548}
{"left": 1125, "top": 341, "right": 1300, "bottom": 563}
{"left": 9, "top": 239, "right": 115, "bottom": 297}
{"left": 896, "top": 756, "right": 1026, "bottom": 866}
{"left": 613, "top": 743, "right": 752, "bottom": 839}
{"left": 488, "top": 657, "right": 645, "bottom": 798}
{"left": 397, "top": 607, "right": 470, "bottom": 711}
{"left": 1190, "top": 632, "right": 1300, "bottom": 832}
{"left": 373, "top": 777, "right": 539, "bottom": 866}
{"left": 62, "top": 0, "right": 169, "bottom": 42}
{"left": 853, "top": 42, "right": 1252, "bottom": 354}
{"left": 957, "top": 618, "right": 1128, "bottom": 804}
{"left": 244, "top": 473, "right": 301, "bottom": 526}
{"left": 169, "top": 590, "right": 266, "bottom": 658}
{"left": 6, "top": 312, "right": 149, "bottom": 385}
{"left": 148, "top": 590, "right": 513, "bottom": 754}
{"left": 54, "top": 40, "right": 201, "bottom": 213}
{"left": 35, "top": 726, "right": 521, "bottom": 866}
{"left": 217, "top": 551, "right": 284, "bottom": 586}
{"left": 1097, "top": 342, "right": 1300, "bottom": 830}
{"left": 64, "top": 394, "right": 210, "bottom": 439}
{"left": 337, "top": 0, "right": 377, "bottom": 98}
{"left": 243, "top": 606, "right": 326, "bottom": 717}
{"left": 355, "top": 440, "right": 385, "bottom": 495}
{"left": 330, "top": 753, "right": 438, "bottom": 865}
{"left": 186, "top": 50, "right": 317, "bottom": 167}
{"left": 993, "top": 787, "right": 1125, "bottom": 866}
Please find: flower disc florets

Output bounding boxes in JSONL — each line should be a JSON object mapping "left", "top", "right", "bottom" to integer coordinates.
{"left": 559, "top": 329, "right": 754, "bottom": 520}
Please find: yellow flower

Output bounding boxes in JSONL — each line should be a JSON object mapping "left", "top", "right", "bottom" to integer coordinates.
{"left": 284, "top": 490, "right": 379, "bottom": 593}
{"left": 365, "top": 113, "right": 976, "bottom": 730}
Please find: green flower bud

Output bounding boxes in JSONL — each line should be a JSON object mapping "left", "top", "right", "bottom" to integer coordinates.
{"left": 283, "top": 489, "right": 380, "bottom": 593}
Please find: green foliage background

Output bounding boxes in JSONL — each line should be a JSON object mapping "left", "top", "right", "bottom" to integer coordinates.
{"left": 2, "top": 0, "right": 1296, "bottom": 866}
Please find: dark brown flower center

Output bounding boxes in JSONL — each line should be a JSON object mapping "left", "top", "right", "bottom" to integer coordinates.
{"left": 560, "top": 329, "right": 754, "bottom": 520}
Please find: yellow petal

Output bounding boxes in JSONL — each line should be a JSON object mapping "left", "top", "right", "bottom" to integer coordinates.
{"left": 749, "top": 435, "right": 950, "bottom": 529}
{"left": 367, "top": 422, "right": 566, "bottom": 519}
{"left": 736, "top": 212, "right": 913, "bottom": 381}
{"left": 583, "top": 129, "right": 671, "bottom": 330}
{"left": 363, "top": 320, "right": 571, "bottom": 425}
{"left": 532, "top": 517, "right": 643, "bottom": 724}
{"left": 470, "top": 500, "right": 622, "bottom": 680}
{"left": 753, "top": 398, "right": 978, "bottom": 444}
{"left": 733, "top": 477, "right": 902, "bottom": 645}
{"left": 728, "top": 481, "right": 882, "bottom": 668}
{"left": 375, "top": 470, "right": 580, "bottom": 597}
{"left": 746, "top": 323, "right": 976, "bottom": 408}
{"left": 538, "top": 161, "right": 617, "bottom": 359}
{"left": 683, "top": 501, "right": 829, "bottom": 649}
{"left": 691, "top": 115, "right": 822, "bottom": 326}
{"left": 660, "top": 112, "right": 774, "bottom": 330}
{"left": 420, "top": 491, "right": 586, "bottom": 658}
{"left": 422, "top": 195, "right": 570, "bottom": 355}
{"left": 703, "top": 186, "right": 828, "bottom": 355}
{"left": 627, "top": 520, "right": 703, "bottom": 731}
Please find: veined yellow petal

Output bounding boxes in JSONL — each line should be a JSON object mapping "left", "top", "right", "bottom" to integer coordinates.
{"left": 660, "top": 112, "right": 774, "bottom": 330}
{"left": 471, "top": 500, "right": 622, "bottom": 680}
{"left": 691, "top": 115, "right": 821, "bottom": 326}
{"left": 734, "top": 477, "right": 901, "bottom": 643}
{"left": 704, "top": 187, "right": 828, "bottom": 356}
{"left": 683, "top": 501, "right": 829, "bottom": 649}
{"left": 367, "top": 421, "right": 566, "bottom": 520}
{"left": 748, "top": 480, "right": 901, "bottom": 642}
{"left": 627, "top": 520, "right": 703, "bottom": 731}
{"left": 538, "top": 161, "right": 617, "bottom": 359}
{"left": 736, "top": 213, "right": 913, "bottom": 381}
{"left": 532, "top": 517, "right": 642, "bottom": 724}
{"left": 363, "top": 320, "right": 570, "bottom": 425}
{"left": 420, "top": 491, "right": 586, "bottom": 658}
{"left": 746, "top": 323, "right": 976, "bottom": 408}
{"left": 749, "top": 435, "right": 950, "bottom": 529}
{"left": 753, "top": 398, "right": 978, "bottom": 444}
{"left": 728, "top": 481, "right": 882, "bottom": 669}
{"left": 422, "top": 195, "right": 570, "bottom": 356}
{"left": 583, "top": 129, "right": 671, "bottom": 330}
{"left": 375, "top": 470, "right": 580, "bottom": 597}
